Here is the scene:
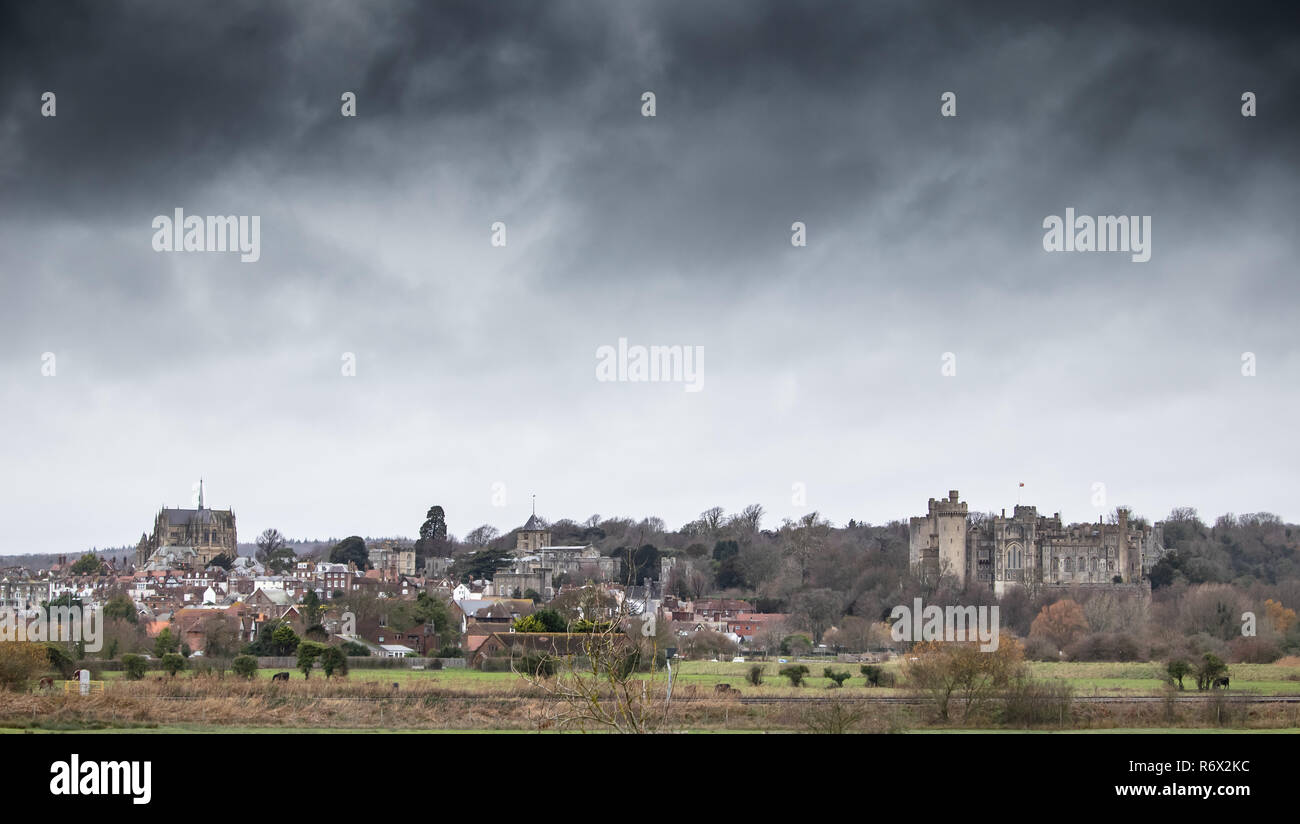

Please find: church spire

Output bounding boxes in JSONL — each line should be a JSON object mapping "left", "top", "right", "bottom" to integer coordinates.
{"left": 198, "top": 477, "right": 204, "bottom": 510}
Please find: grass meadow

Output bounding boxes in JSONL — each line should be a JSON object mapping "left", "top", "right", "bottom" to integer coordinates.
{"left": 8, "top": 658, "right": 1298, "bottom": 733}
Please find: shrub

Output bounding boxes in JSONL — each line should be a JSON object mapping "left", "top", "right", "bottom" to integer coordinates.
{"left": 999, "top": 679, "right": 1073, "bottom": 727}
{"left": 823, "top": 667, "right": 851, "bottom": 687}
{"left": 153, "top": 627, "right": 177, "bottom": 659}
{"left": 513, "top": 609, "right": 567, "bottom": 633}
{"left": 903, "top": 640, "right": 1026, "bottom": 723}
{"left": 122, "top": 654, "right": 148, "bottom": 681}
{"left": 781, "top": 634, "right": 813, "bottom": 656}
{"left": 480, "top": 656, "right": 513, "bottom": 672}
{"left": 1183, "top": 632, "right": 1229, "bottom": 661}
{"left": 1202, "top": 691, "right": 1248, "bottom": 727}
{"left": 780, "top": 664, "right": 810, "bottom": 687}
{"left": 161, "top": 653, "right": 186, "bottom": 677}
{"left": 296, "top": 641, "right": 328, "bottom": 678}
{"left": 0, "top": 642, "right": 50, "bottom": 690}
{"left": 1228, "top": 635, "right": 1282, "bottom": 664}
{"left": 1166, "top": 659, "right": 1191, "bottom": 690}
{"left": 320, "top": 646, "right": 348, "bottom": 679}
{"left": 800, "top": 697, "right": 867, "bottom": 733}
{"left": 1066, "top": 632, "right": 1144, "bottom": 662}
{"left": 860, "top": 665, "right": 897, "bottom": 687}
{"left": 341, "top": 641, "right": 371, "bottom": 657}
{"left": 44, "top": 643, "right": 77, "bottom": 678}
{"left": 232, "top": 655, "right": 258, "bottom": 679}
{"left": 747, "top": 664, "right": 764, "bottom": 686}
{"left": 516, "top": 652, "right": 555, "bottom": 678}
{"left": 1022, "top": 634, "right": 1061, "bottom": 662}
{"left": 1194, "top": 653, "right": 1228, "bottom": 691}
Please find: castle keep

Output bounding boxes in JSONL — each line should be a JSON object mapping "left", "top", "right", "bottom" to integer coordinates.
{"left": 909, "top": 490, "right": 1165, "bottom": 594}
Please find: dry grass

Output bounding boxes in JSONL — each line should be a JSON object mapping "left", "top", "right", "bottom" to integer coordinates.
{"left": 1, "top": 676, "right": 756, "bottom": 732}
{"left": 4, "top": 659, "right": 1299, "bottom": 732}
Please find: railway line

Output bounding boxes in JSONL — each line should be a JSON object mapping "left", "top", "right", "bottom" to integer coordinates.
{"left": 736, "top": 693, "right": 1300, "bottom": 705}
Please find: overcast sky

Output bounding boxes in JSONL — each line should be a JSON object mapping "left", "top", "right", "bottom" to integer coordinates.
{"left": 2, "top": 1, "right": 1298, "bottom": 555}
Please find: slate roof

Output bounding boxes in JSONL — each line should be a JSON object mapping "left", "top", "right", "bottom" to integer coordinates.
{"left": 522, "top": 514, "right": 547, "bottom": 531}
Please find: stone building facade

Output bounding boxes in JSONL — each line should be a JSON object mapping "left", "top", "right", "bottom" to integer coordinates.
{"left": 516, "top": 514, "right": 551, "bottom": 553}
{"left": 909, "top": 490, "right": 1165, "bottom": 594}
{"left": 134, "top": 483, "right": 237, "bottom": 569}
{"left": 369, "top": 542, "right": 416, "bottom": 579}
{"left": 497, "top": 512, "right": 618, "bottom": 597}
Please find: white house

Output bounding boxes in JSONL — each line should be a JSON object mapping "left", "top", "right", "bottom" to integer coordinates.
{"left": 378, "top": 644, "right": 415, "bottom": 659}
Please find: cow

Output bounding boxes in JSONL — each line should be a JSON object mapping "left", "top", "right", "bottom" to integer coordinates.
{"left": 38, "top": 677, "right": 54, "bottom": 690}
{"left": 271, "top": 671, "right": 290, "bottom": 682}
{"left": 1213, "top": 676, "right": 1230, "bottom": 689}
{"left": 714, "top": 683, "right": 735, "bottom": 694}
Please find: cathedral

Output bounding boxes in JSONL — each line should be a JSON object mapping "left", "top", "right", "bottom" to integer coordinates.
{"left": 909, "top": 490, "right": 1166, "bottom": 594}
{"left": 134, "top": 481, "right": 238, "bottom": 569}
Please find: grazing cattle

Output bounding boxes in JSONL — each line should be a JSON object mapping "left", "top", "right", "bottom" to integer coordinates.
{"left": 1213, "top": 676, "right": 1230, "bottom": 689}
{"left": 38, "top": 677, "right": 54, "bottom": 690}
{"left": 271, "top": 671, "right": 290, "bottom": 682}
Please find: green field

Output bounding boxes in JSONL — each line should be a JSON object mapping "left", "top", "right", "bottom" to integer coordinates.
{"left": 14, "top": 658, "right": 1300, "bottom": 733}
{"left": 91, "top": 658, "right": 1300, "bottom": 696}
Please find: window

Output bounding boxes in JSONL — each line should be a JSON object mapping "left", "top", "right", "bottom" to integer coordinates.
{"left": 1006, "top": 544, "right": 1022, "bottom": 569}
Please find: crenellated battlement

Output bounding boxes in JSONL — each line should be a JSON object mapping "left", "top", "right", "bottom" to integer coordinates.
{"left": 908, "top": 489, "right": 1159, "bottom": 593}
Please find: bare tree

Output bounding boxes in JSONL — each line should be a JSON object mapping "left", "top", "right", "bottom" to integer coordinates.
{"left": 784, "top": 511, "right": 831, "bottom": 584}
{"left": 255, "top": 528, "right": 295, "bottom": 573}
{"left": 464, "top": 524, "right": 500, "bottom": 547}
{"left": 515, "top": 600, "right": 672, "bottom": 733}
{"left": 699, "top": 506, "right": 726, "bottom": 537}
{"left": 737, "top": 503, "right": 765, "bottom": 532}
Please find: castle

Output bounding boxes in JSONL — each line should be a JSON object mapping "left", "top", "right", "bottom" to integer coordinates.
{"left": 134, "top": 481, "right": 238, "bottom": 569}
{"left": 909, "top": 490, "right": 1166, "bottom": 594}
{"left": 489, "top": 507, "right": 617, "bottom": 598}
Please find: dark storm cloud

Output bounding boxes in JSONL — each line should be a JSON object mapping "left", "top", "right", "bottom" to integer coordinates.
{"left": 1, "top": 1, "right": 1297, "bottom": 552}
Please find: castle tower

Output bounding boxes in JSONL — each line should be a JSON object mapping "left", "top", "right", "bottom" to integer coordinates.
{"left": 1116, "top": 507, "right": 1130, "bottom": 583}
{"left": 934, "top": 490, "right": 969, "bottom": 584}
{"left": 909, "top": 490, "right": 969, "bottom": 584}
